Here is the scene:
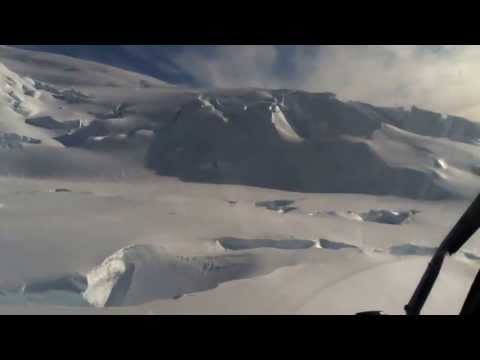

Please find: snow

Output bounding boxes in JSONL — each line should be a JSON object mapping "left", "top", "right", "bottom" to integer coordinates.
{"left": 317, "top": 239, "right": 361, "bottom": 251}
{"left": 83, "top": 245, "right": 138, "bottom": 307}
{"left": 361, "top": 209, "right": 418, "bottom": 225}
{"left": 0, "top": 132, "right": 42, "bottom": 149}
{"left": 269, "top": 104, "right": 303, "bottom": 143}
{"left": 0, "top": 45, "right": 480, "bottom": 315}
{"left": 197, "top": 95, "right": 229, "bottom": 123}
{"left": 217, "top": 237, "right": 317, "bottom": 251}
{"left": 434, "top": 158, "right": 448, "bottom": 170}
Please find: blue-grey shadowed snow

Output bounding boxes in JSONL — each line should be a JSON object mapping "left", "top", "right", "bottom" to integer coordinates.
{"left": 318, "top": 239, "right": 361, "bottom": 251}
{"left": 0, "top": 291, "right": 91, "bottom": 307}
{"left": 0, "top": 274, "right": 90, "bottom": 307}
{"left": 389, "top": 244, "right": 437, "bottom": 256}
{"left": 218, "top": 237, "right": 316, "bottom": 251}
{"left": 360, "top": 209, "right": 419, "bottom": 225}
{"left": 0, "top": 132, "right": 41, "bottom": 149}
{"left": 26, "top": 116, "right": 81, "bottom": 131}
{"left": 255, "top": 200, "right": 297, "bottom": 213}
{"left": 10, "top": 46, "right": 323, "bottom": 90}
{"left": 463, "top": 251, "right": 480, "bottom": 261}
{"left": 13, "top": 45, "right": 480, "bottom": 124}
{"left": 23, "top": 273, "right": 87, "bottom": 293}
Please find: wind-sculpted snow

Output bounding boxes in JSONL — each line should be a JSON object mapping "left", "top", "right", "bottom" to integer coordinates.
{"left": 146, "top": 108, "right": 455, "bottom": 199}
{"left": 0, "top": 242, "right": 311, "bottom": 308}
{"left": 79, "top": 244, "right": 302, "bottom": 307}
{"left": 0, "top": 239, "right": 354, "bottom": 309}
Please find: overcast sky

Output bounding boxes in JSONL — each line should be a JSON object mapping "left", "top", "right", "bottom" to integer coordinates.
{"left": 17, "top": 45, "right": 480, "bottom": 121}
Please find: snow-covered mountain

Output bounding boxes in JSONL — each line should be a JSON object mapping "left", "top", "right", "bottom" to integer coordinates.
{"left": 1, "top": 45, "right": 479, "bottom": 315}
{"left": 2, "top": 45, "right": 480, "bottom": 199}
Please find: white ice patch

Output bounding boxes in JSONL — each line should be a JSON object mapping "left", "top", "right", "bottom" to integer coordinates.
{"left": 198, "top": 95, "right": 229, "bottom": 123}
{"left": 90, "top": 136, "right": 107, "bottom": 142}
{"left": 434, "top": 158, "right": 448, "bottom": 170}
{"left": 269, "top": 104, "right": 303, "bottom": 143}
{"left": 83, "top": 257, "right": 127, "bottom": 307}
{"left": 78, "top": 243, "right": 301, "bottom": 308}
{"left": 82, "top": 244, "right": 146, "bottom": 308}
{"left": 0, "top": 62, "right": 49, "bottom": 118}
{"left": 361, "top": 209, "right": 417, "bottom": 225}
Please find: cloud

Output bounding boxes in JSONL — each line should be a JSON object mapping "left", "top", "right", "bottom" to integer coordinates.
{"left": 297, "top": 46, "right": 480, "bottom": 120}
{"left": 173, "top": 45, "right": 282, "bottom": 89}
{"left": 172, "top": 45, "right": 480, "bottom": 121}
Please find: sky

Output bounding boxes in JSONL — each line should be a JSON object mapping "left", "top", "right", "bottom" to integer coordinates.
{"left": 16, "top": 45, "right": 480, "bottom": 121}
